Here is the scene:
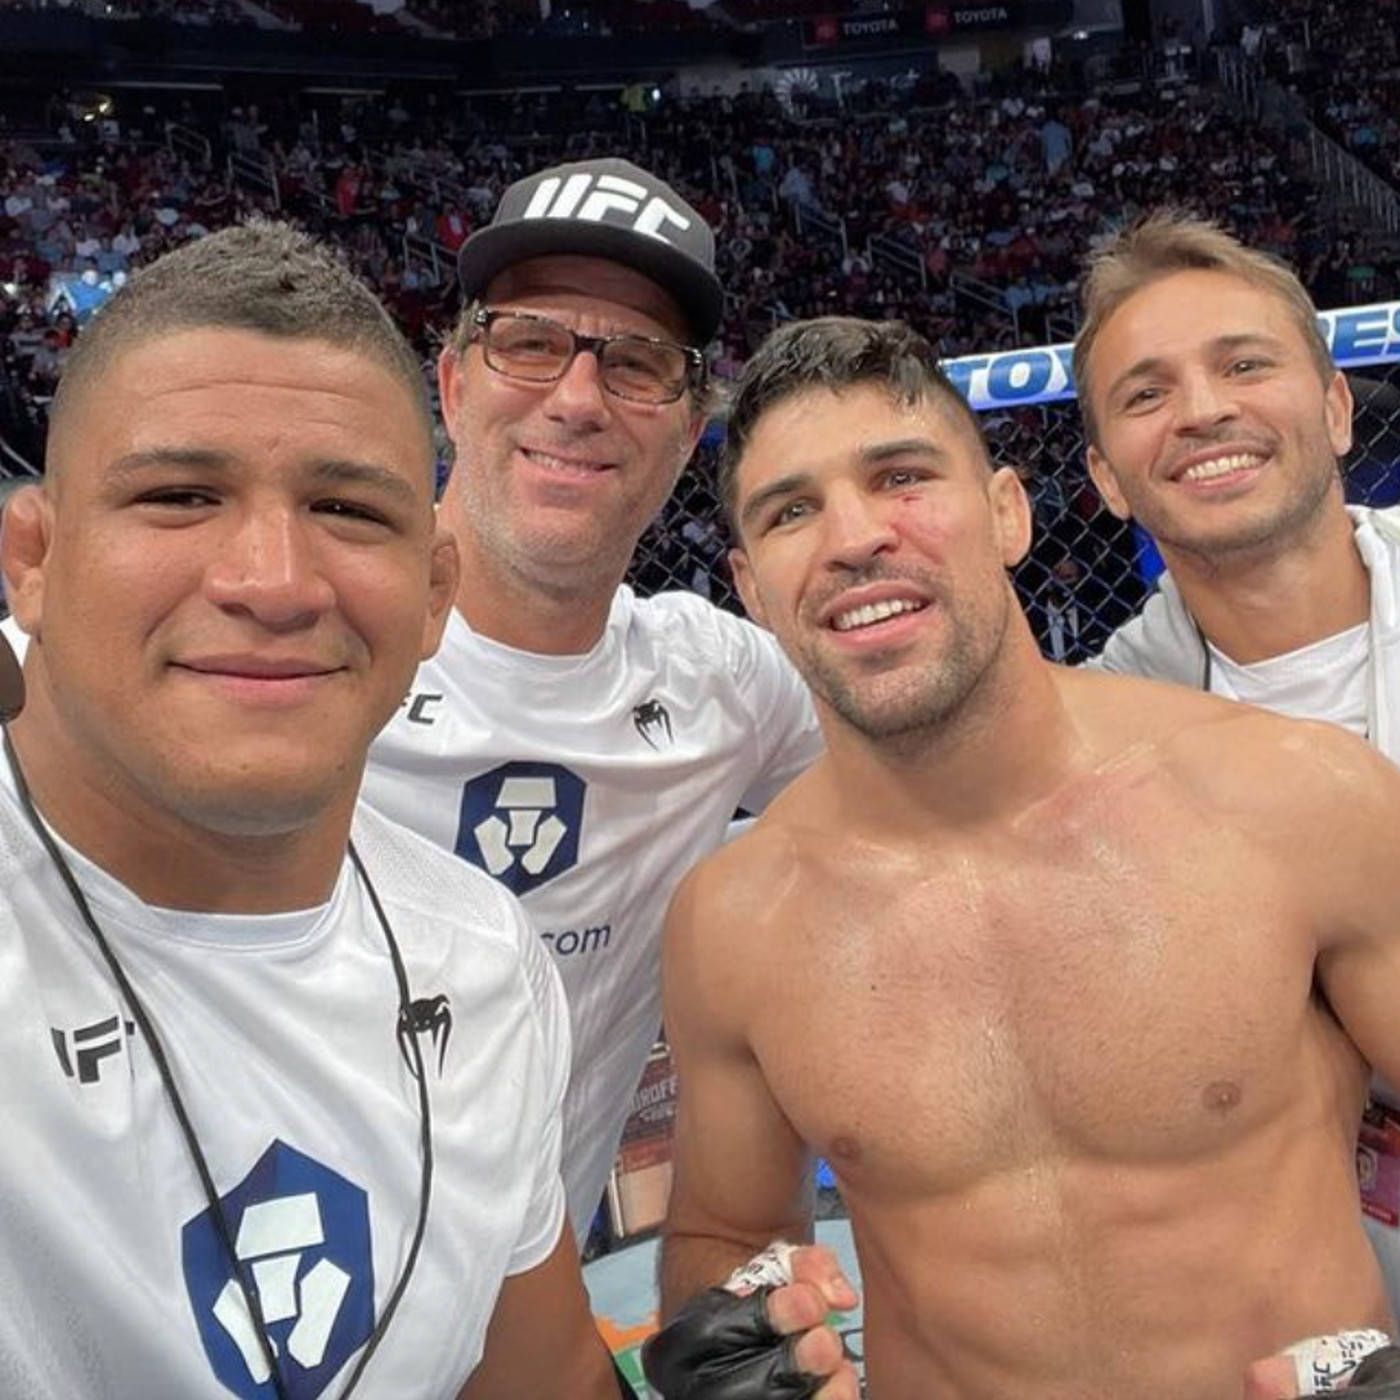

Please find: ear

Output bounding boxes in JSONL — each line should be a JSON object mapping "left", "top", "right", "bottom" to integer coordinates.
{"left": 988, "top": 466, "right": 1033, "bottom": 568}
{"left": 419, "top": 526, "right": 460, "bottom": 660}
{"left": 0, "top": 486, "right": 53, "bottom": 639}
{"left": 1086, "top": 442, "right": 1131, "bottom": 522}
{"left": 684, "top": 398, "right": 708, "bottom": 459}
{"left": 1324, "top": 369, "right": 1354, "bottom": 460}
{"left": 728, "top": 547, "right": 769, "bottom": 629}
{"left": 437, "top": 343, "right": 467, "bottom": 447}
{"left": 663, "top": 405, "right": 709, "bottom": 497}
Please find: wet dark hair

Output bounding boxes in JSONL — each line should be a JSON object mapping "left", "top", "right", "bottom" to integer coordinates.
{"left": 719, "top": 316, "right": 987, "bottom": 534}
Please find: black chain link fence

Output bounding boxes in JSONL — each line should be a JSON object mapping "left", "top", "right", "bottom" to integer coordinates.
{"left": 628, "top": 325, "right": 1400, "bottom": 664}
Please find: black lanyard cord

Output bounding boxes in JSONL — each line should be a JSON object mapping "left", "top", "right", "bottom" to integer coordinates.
{"left": 3, "top": 728, "right": 433, "bottom": 1400}
{"left": 1194, "top": 618, "right": 1213, "bottom": 692}
{"left": 338, "top": 841, "right": 434, "bottom": 1395}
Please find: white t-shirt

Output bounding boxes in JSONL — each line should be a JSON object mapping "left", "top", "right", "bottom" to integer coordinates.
{"left": 1206, "top": 622, "right": 1370, "bottom": 739}
{"left": 363, "top": 586, "right": 822, "bottom": 1239}
{"left": 0, "top": 754, "right": 569, "bottom": 1400}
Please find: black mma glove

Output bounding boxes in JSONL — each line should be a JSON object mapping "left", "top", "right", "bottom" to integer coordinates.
{"left": 641, "top": 1286, "right": 826, "bottom": 1400}
{"left": 1351, "top": 1343, "right": 1400, "bottom": 1393}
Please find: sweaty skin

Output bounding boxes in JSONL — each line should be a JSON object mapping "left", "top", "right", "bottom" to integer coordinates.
{"left": 661, "top": 372, "right": 1400, "bottom": 1399}
{"left": 662, "top": 671, "right": 1399, "bottom": 1400}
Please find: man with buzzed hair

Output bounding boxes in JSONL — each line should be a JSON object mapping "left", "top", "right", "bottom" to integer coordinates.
{"left": 0, "top": 220, "right": 618, "bottom": 1399}
{"left": 643, "top": 315, "right": 1400, "bottom": 1400}
{"left": 36, "top": 219, "right": 435, "bottom": 456}
{"left": 1077, "top": 210, "right": 1400, "bottom": 1345}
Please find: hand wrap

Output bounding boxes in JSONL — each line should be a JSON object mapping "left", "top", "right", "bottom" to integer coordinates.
{"left": 1285, "top": 1330, "right": 1398, "bottom": 1393}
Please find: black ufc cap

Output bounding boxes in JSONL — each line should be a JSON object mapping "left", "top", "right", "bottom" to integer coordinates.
{"left": 456, "top": 157, "right": 724, "bottom": 344}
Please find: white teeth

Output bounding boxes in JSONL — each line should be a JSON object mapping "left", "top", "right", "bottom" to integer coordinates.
{"left": 831, "top": 598, "right": 925, "bottom": 632}
{"left": 1182, "top": 453, "right": 1264, "bottom": 481}
{"left": 526, "top": 449, "right": 604, "bottom": 473}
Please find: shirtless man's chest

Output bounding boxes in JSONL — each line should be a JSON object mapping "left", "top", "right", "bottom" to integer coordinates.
{"left": 751, "top": 786, "right": 1340, "bottom": 1177}
{"left": 738, "top": 765, "right": 1378, "bottom": 1397}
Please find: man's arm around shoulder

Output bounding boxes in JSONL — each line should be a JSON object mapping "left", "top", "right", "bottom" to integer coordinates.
{"left": 1201, "top": 713, "right": 1400, "bottom": 1098}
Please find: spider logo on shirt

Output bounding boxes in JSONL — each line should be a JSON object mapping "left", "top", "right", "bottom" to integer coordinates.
{"left": 397, "top": 994, "right": 453, "bottom": 1077}
{"left": 632, "top": 699, "right": 673, "bottom": 749}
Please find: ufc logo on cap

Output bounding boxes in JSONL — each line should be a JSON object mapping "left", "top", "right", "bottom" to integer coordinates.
{"left": 522, "top": 173, "right": 692, "bottom": 243}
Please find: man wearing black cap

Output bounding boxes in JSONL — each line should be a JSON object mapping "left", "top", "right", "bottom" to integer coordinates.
{"left": 362, "top": 158, "right": 821, "bottom": 1261}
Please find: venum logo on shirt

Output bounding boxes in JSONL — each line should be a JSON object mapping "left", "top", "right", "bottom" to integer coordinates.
{"left": 397, "top": 994, "right": 452, "bottom": 1077}
{"left": 455, "top": 760, "right": 585, "bottom": 896}
{"left": 182, "top": 1140, "right": 375, "bottom": 1400}
{"left": 631, "top": 699, "right": 673, "bottom": 750}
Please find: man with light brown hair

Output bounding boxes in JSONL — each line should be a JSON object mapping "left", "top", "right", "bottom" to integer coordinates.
{"left": 1079, "top": 210, "right": 1400, "bottom": 1383}
{"left": 1078, "top": 210, "right": 1391, "bottom": 736}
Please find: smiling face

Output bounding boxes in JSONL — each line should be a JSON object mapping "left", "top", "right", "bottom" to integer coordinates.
{"left": 1084, "top": 269, "right": 1353, "bottom": 562}
{"left": 437, "top": 254, "right": 704, "bottom": 607}
{"left": 3, "top": 327, "right": 457, "bottom": 841}
{"left": 729, "top": 381, "right": 1030, "bottom": 742}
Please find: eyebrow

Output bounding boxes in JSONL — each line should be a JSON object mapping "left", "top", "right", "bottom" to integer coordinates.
{"left": 107, "top": 448, "right": 420, "bottom": 504}
{"left": 108, "top": 446, "right": 230, "bottom": 479}
{"left": 1105, "top": 333, "right": 1290, "bottom": 402}
{"left": 308, "top": 459, "right": 420, "bottom": 505}
{"left": 862, "top": 436, "right": 952, "bottom": 465}
{"left": 739, "top": 471, "right": 811, "bottom": 529}
{"left": 737, "top": 435, "right": 950, "bottom": 527}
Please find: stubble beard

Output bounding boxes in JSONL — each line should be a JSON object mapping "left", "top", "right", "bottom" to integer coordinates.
{"left": 463, "top": 432, "right": 690, "bottom": 596}
{"left": 798, "top": 586, "right": 1009, "bottom": 744}
{"left": 1133, "top": 438, "right": 1339, "bottom": 567}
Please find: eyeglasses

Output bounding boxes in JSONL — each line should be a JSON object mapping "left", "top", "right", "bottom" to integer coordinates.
{"left": 469, "top": 308, "right": 705, "bottom": 405}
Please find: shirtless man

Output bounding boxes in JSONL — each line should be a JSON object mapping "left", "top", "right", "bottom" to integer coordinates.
{"left": 644, "top": 316, "right": 1400, "bottom": 1400}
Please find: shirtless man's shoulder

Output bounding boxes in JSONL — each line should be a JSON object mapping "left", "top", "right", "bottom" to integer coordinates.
{"left": 664, "top": 779, "right": 821, "bottom": 985}
{"left": 1062, "top": 666, "right": 1388, "bottom": 841}
{"left": 666, "top": 667, "right": 1399, "bottom": 1033}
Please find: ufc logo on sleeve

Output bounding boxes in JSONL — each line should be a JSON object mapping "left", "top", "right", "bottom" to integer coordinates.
{"left": 521, "top": 173, "right": 693, "bottom": 243}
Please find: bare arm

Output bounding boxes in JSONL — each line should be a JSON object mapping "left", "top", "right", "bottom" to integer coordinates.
{"left": 1307, "top": 723, "right": 1400, "bottom": 1090}
{"left": 657, "top": 859, "right": 816, "bottom": 1319}
{"left": 457, "top": 1227, "right": 617, "bottom": 1400}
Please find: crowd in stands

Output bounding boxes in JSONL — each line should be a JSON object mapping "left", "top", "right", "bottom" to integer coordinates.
{"left": 2, "top": 30, "right": 1399, "bottom": 658}
{"left": 1247, "top": 0, "right": 1399, "bottom": 189}
{"left": 402, "top": 0, "right": 511, "bottom": 39}
{"left": 0, "top": 0, "right": 693, "bottom": 37}
{"left": 1, "top": 0, "right": 256, "bottom": 24}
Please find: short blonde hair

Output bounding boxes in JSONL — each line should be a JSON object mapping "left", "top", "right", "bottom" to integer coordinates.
{"left": 1072, "top": 209, "right": 1334, "bottom": 443}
